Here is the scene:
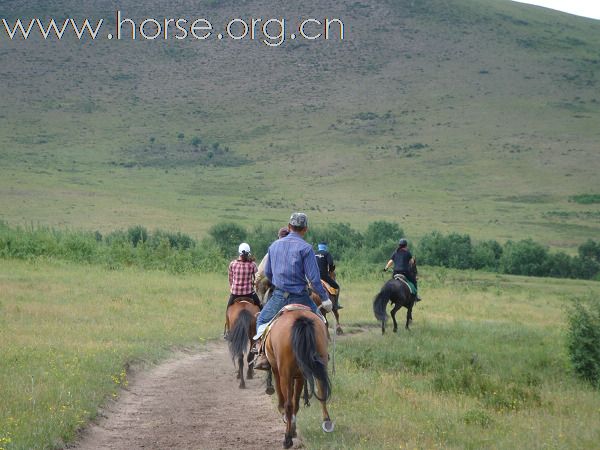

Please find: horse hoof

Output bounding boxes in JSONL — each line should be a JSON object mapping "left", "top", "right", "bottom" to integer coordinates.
{"left": 283, "top": 436, "right": 293, "bottom": 449}
{"left": 336, "top": 326, "right": 344, "bottom": 335}
{"left": 322, "top": 420, "right": 335, "bottom": 433}
{"left": 247, "top": 372, "right": 254, "bottom": 380}
{"left": 265, "top": 386, "right": 275, "bottom": 395}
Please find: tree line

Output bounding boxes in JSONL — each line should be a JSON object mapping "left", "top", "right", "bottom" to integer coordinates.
{"left": 1, "top": 220, "right": 599, "bottom": 280}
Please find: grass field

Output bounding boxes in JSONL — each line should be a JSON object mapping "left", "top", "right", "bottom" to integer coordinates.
{"left": 1, "top": 258, "right": 599, "bottom": 449}
{"left": 1, "top": 0, "right": 599, "bottom": 447}
{"left": 0, "top": 0, "right": 599, "bottom": 252}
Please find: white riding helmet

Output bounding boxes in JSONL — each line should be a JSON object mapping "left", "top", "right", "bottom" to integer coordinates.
{"left": 238, "top": 242, "right": 251, "bottom": 255}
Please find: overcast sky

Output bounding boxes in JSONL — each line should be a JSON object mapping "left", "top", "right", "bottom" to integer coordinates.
{"left": 512, "top": 0, "right": 600, "bottom": 20}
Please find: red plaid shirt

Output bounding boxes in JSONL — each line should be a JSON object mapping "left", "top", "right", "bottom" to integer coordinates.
{"left": 228, "top": 259, "right": 258, "bottom": 295}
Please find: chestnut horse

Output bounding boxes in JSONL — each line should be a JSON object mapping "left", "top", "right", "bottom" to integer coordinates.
{"left": 265, "top": 308, "right": 334, "bottom": 448}
{"left": 226, "top": 298, "right": 259, "bottom": 389}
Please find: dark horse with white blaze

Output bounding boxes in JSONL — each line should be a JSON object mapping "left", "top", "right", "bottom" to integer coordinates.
{"left": 373, "top": 277, "right": 415, "bottom": 334}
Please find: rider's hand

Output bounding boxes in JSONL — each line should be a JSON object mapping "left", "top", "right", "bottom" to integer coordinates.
{"left": 382, "top": 267, "right": 388, "bottom": 272}
{"left": 320, "top": 299, "right": 333, "bottom": 313}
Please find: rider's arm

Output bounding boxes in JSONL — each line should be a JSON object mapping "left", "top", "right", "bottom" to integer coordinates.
{"left": 264, "top": 250, "right": 273, "bottom": 282}
{"left": 384, "top": 259, "right": 394, "bottom": 271}
{"left": 304, "top": 248, "right": 329, "bottom": 302}
{"left": 327, "top": 253, "right": 335, "bottom": 272}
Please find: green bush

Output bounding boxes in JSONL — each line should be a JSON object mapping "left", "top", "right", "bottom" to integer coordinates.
{"left": 127, "top": 225, "right": 148, "bottom": 247}
{"left": 418, "top": 231, "right": 473, "bottom": 269}
{"left": 567, "top": 299, "right": 600, "bottom": 388}
{"left": 208, "top": 222, "right": 247, "bottom": 256}
{"left": 499, "top": 239, "right": 549, "bottom": 276}
{"left": 579, "top": 239, "right": 600, "bottom": 263}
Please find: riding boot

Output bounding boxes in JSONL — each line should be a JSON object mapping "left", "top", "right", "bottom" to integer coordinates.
{"left": 251, "top": 339, "right": 270, "bottom": 371}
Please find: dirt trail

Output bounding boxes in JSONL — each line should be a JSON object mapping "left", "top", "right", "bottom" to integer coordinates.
{"left": 72, "top": 342, "right": 303, "bottom": 449}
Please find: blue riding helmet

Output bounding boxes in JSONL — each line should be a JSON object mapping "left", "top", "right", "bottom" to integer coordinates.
{"left": 318, "top": 242, "right": 328, "bottom": 252}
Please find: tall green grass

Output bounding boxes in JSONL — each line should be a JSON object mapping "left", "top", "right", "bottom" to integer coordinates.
{"left": 298, "top": 274, "right": 600, "bottom": 449}
{"left": 2, "top": 259, "right": 599, "bottom": 449}
{"left": 0, "top": 260, "right": 224, "bottom": 449}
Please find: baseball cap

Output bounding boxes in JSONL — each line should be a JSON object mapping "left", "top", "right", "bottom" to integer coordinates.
{"left": 289, "top": 212, "right": 308, "bottom": 228}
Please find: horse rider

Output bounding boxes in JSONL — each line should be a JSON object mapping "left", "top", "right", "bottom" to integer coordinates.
{"left": 252, "top": 212, "right": 333, "bottom": 370}
{"left": 256, "top": 226, "right": 290, "bottom": 280}
{"left": 224, "top": 242, "right": 262, "bottom": 338}
{"left": 384, "top": 238, "right": 421, "bottom": 301}
{"left": 315, "top": 241, "right": 343, "bottom": 309}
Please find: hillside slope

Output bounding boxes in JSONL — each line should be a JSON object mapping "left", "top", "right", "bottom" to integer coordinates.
{"left": 0, "top": 0, "right": 599, "bottom": 250}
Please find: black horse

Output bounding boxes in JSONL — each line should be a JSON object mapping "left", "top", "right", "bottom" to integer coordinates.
{"left": 373, "top": 277, "right": 415, "bottom": 334}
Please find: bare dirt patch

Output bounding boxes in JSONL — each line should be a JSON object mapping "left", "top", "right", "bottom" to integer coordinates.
{"left": 72, "top": 342, "right": 302, "bottom": 449}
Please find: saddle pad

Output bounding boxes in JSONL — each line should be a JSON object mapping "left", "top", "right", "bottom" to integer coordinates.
{"left": 254, "top": 303, "right": 326, "bottom": 341}
{"left": 393, "top": 274, "right": 417, "bottom": 295}
{"left": 321, "top": 279, "right": 339, "bottom": 296}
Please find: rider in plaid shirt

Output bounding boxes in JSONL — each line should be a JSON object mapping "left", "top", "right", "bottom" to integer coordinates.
{"left": 224, "top": 243, "right": 261, "bottom": 337}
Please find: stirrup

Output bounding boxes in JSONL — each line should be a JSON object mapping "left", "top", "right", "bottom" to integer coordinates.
{"left": 252, "top": 353, "right": 270, "bottom": 371}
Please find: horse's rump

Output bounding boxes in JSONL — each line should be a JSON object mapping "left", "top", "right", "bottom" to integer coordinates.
{"left": 227, "top": 300, "right": 259, "bottom": 362}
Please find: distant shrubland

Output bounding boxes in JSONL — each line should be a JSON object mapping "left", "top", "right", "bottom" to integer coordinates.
{"left": 1, "top": 221, "right": 599, "bottom": 281}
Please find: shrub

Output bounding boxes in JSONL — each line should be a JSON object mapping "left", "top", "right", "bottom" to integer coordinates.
{"left": 361, "top": 221, "right": 403, "bottom": 263}
{"left": 418, "top": 231, "right": 473, "bottom": 269}
{"left": 127, "top": 225, "right": 148, "bottom": 247}
{"left": 472, "top": 240, "right": 502, "bottom": 270}
{"left": 579, "top": 239, "right": 600, "bottom": 263}
{"left": 567, "top": 299, "right": 600, "bottom": 388}
{"left": 208, "top": 222, "right": 247, "bottom": 256}
{"left": 309, "top": 222, "right": 364, "bottom": 261}
{"left": 499, "top": 239, "right": 548, "bottom": 276}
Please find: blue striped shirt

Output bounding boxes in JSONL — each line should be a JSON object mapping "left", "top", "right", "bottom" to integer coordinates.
{"left": 265, "top": 232, "right": 329, "bottom": 301}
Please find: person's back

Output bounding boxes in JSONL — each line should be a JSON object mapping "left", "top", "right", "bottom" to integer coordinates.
{"left": 315, "top": 242, "right": 342, "bottom": 308}
{"left": 384, "top": 238, "right": 421, "bottom": 301}
{"left": 252, "top": 213, "right": 332, "bottom": 371}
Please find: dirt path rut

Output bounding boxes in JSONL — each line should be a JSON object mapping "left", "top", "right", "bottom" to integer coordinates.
{"left": 72, "top": 342, "right": 303, "bottom": 449}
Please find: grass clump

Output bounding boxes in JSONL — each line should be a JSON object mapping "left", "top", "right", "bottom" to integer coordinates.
{"left": 567, "top": 298, "right": 600, "bottom": 388}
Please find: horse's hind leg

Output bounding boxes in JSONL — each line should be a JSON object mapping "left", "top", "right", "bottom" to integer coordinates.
{"left": 265, "top": 369, "right": 275, "bottom": 395}
{"left": 282, "top": 371, "right": 295, "bottom": 448}
{"left": 292, "top": 377, "right": 303, "bottom": 437}
{"left": 238, "top": 354, "right": 245, "bottom": 389}
{"left": 390, "top": 303, "right": 401, "bottom": 333}
{"left": 333, "top": 309, "right": 343, "bottom": 335}
{"left": 317, "top": 378, "right": 334, "bottom": 433}
{"left": 246, "top": 349, "right": 254, "bottom": 380}
{"left": 406, "top": 305, "right": 413, "bottom": 330}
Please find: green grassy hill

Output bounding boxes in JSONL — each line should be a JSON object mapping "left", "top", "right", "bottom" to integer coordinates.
{"left": 1, "top": 0, "right": 599, "bottom": 251}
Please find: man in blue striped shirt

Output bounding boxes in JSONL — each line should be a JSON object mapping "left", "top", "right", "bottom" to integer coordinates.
{"left": 252, "top": 212, "right": 332, "bottom": 370}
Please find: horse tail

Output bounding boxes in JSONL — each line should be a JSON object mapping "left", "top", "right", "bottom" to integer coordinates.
{"left": 227, "top": 309, "right": 252, "bottom": 362}
{"left": 373, "top": 283, "right": 389, "bottom": 322}
{"left": 292, "top": 316, "right": 331, "bottom": 402}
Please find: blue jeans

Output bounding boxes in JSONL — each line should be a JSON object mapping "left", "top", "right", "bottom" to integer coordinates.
{"left": 256, "top": 289, "right": 320, "bottom": 330}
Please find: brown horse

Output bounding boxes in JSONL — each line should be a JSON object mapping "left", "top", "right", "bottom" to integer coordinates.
{"left": 226, "top": 298, "right": 259, "bottom": 389}
{"left": 321, "top": 269, "right": 343, "bottom": 335}
{"left": 255, "top": 275, "right": 274, "bottom": 304}
{"left": 265, "top": 308, "right": 334, "bottom": 448}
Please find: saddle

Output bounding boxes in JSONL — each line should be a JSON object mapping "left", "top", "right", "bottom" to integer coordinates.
{"left": 321, "top": 279, "right": 339, "bottom": 296}
{"left": 393, "top": 274, "right": 417, "bottom": 295}
{"left": 253, "top": 304, "right": 326, "bottom": 353}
